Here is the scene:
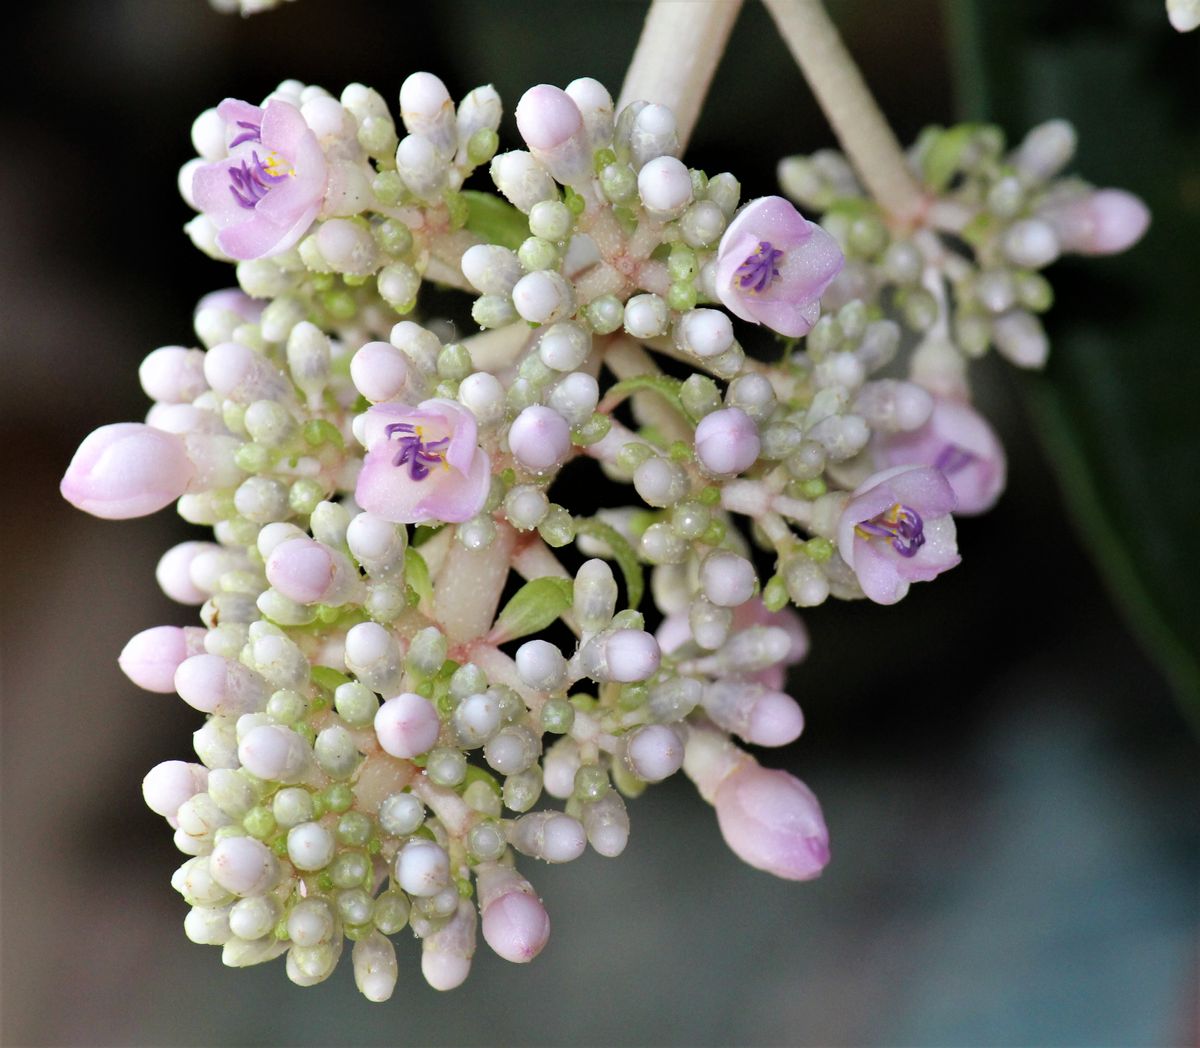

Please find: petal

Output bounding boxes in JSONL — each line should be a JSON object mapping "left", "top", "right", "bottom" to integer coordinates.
{"left": 851, "top": 539, "right": 910, "bottom": 604}
{"left": 417, "top": 399, "right": 478, "bottom": 474}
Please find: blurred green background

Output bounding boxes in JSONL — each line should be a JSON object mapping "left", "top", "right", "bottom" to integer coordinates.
{"left": 2, "top": 1, "right": 1197, "bottom": 1045}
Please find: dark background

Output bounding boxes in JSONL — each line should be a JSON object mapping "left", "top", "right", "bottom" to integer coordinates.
{"left": 2, "top": 1, "right": 1197, "bottom": 1045}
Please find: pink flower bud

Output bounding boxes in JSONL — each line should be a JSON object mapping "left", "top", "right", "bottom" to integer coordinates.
{"left": 203, "top": 341, "right": 289, "bottom": 402}
{"left": 350, "top": 340, "right": 412, "bottom": 403}
{"left": 1041, "top": 188, "right": 1150, "bottom": 257}
{"left": 508, "top": 405, "right": 571, "bottom": 473}
{"left": 61, "top": 423, "right": 195, "bottom": 519}
{"left": 700, "top": 551, "right": 757, "bottom": 608}
{"left": 589, "top": 629, "right": 661, "bottom": 683}
{"left": 694, "top": 407, "right": 760, "bottom": 476}
{"left": 476, "top": 862, "right": 551, "bottom": 964}
{"left": 714, "top": 762, "right": 830, "bottom": 881}
{"left": 142, "top": 760, "right": 209, "bottom": 819}
{"left": 374, "top": 692, "right": 441, "bottom": 758}
{"left": 703, "top": 681, "right": 804, "bottom": 748}
{"left": 265, "top": 536, "right": 359, "bottom": 606}
{"left": 515, "top": 84, "right": 590, "bottom": 184}
{"left": 119, "top": 625, "right": 205, "bottom": 693}
{"left": 174, "top": 654, "right": 268, "bottom": 716}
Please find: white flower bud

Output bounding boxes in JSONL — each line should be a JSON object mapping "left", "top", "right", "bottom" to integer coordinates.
{"left": 396, "top": 839, "right": 450, "bottom": 897}
{"left": 637, "top": 155, "right": 693, "bottom": 218}
{"left": 547, "top": 371, "right": 599, "bottom": 427}
{"left": 344, "top": 622, "right": 404, "bottom": 694}
{"left": 229, "top": 895, "right": 280, "bottom": 942}
{"left": 565, "top": 77, "right": 614, "bottom": 150}
{"left": 1002, "top": 218, "right": 1060, "bottom": 270}
{"left": 676, "top": 308, "right": 735, "bottom": 359}
{"left": 490, "top": 151, "right": 557, "bottom": 214}
{"left": 210, "top": 836, "right": 279, "bottom": 897}
{"left": 378, "top": 792, "right": 425, "bottom": 836}
{"left": 353, "top": 931, "right": 399, "bottom": 1003}
{"left": 623, "top": 293, "right": 669, "bottom": 339}
{"left": 395, "top": 134, "right": 447, "bottom": 200}
{"left": 992, "top": 310, "right": 1049, "bottom": 369}
{"left": 399, "top": 71, "right": 456, "bottom": 159}
{"left": 515, "top": 639, "right": 568, "bottom": 692}
{"left": 632, "top": 456, "right": 687, "bottom": 508}
{"left": 512, "top": 271, "right": 574, "bottom": 325}
{"left": 629, "top": 103, "right": 678, "bottom": 168}
{"left": 288, "top": 898, "right": 336, "bottom": 946}
{"left": 580, "top": 790, "right": 630, "bottom": 857}
{"left": 461, "top": 244, "right": 524, "bottom": 296}
{"left": 573, "top": 559, "right": 618, "bottom": 632}
{"left": 700, "top": 551, "right": 757, "bottom": 608}
{"left": 622, "top": 723, "right": 684, "bottom": 783}
{"left": 457, "top": 371, "right": 506, "bottom": 426}
{"left": 287, "top": 822, "right": 335, "bottom": 872}
{"left": 185, "top": 905, "right": 232, "bottom": 946}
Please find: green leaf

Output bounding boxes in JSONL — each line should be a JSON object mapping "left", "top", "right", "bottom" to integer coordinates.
{"left": 952, "top": 0, "right": 1200, "bottom": 722}
{"left": 918, "top": 123, "right": 979, "bottom": 193}
{"left": 405, "top": 547, "right": 433, "bottom": 608}
{"left": 494, "top": 577, "right": 574, "bottom": 641}
{"left": 573, "top": 517, "right": 645, "bottom": 610}
{"left": 605, "top": 374, "right": 691, "bottom": 422}
{"left": 462, "top": 190, "right": 527, "bottom": 250}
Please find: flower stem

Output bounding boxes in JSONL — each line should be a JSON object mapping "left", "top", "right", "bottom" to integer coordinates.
{"left": 762, "top": 0, "right": 926, "bottom": 226}
{"left": 619, "top": 0, "right": 745, "bottom": 151}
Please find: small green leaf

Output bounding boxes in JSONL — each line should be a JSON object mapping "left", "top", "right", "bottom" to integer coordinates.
{"left": 573, "top": 517, "right": 645, "bottom": 610}
{"left": 405, "top": 547, "right": 432, "bottom": 608}
{"left": 310, "top": 665, "right": 351, "bottom": 692}
{"left": 919, "top": 123, "right": 977, "bottom": 192}
{"left": 605, "top": 374, "right": 691, "bottom": 422}
{"left": 495, "top": 577, "right": 574, "bottom": 641}
{"left": 462, "top": 190, "right": 527, "bottom": 250}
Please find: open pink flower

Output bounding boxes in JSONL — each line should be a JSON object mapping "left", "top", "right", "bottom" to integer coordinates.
{"left": 837, "top": 466, "right": 960, "bottom": 605}
{"left": 715, "top": 195, "right": 843, "bottom": 338}
{"left": 192, "top": 98, "right": 327, "bottom": 260}
{"left": 355, "top": 399, "right": 492, "bottom": 524}
{"left": 878, "top": 398, "right": 1006, "bottom": 515}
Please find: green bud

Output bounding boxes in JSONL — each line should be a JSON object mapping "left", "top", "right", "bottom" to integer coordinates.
{"left": 467, "top": 127, "right": 499, "bottom": 167}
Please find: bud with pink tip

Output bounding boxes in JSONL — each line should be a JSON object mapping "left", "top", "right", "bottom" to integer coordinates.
{"left": 476, "top": 862, "right": 551, "bottom": 964}
{"left": 119, "top": 625, "right": 206, "bottom": 693}
{"left": 421, "top": 898, "right": 478, "bottom": 991}
{"left": 565, "top": 77, "right": 613, "bottom": 150}
{"left": 510, "top": 811, "right": 587, "bottom": 862}
{"left": 702, "top": 681, "right": 804, "bottom": 747}
{"left": 375, "top": 692, "right": 441, "bottom": 758}
{"left": 508, "top": 405, "right": 571, "bottom": 472}
{"left": 623, "top": 723, "right": 684, "bottom": 782}
{"left": 175, "top": 654, "right": 269, "bottom": 716}
{"left": 694, "top": 407, "right": 760, "bottom": 476}
{"left": 61, "top": 423, "right": 195, "bottom": 519}
{"left": 209, "top": 835, "right": 279, "bottom": 896}
{"left": 1039, "top": 188, "right": 1150, "bottom": 257}
{"left": 578, "top": 628, "right": 661, "bottom": 683}
{"left": 142, "top": 760, "right": 209, "bottom": 819}
{"left": 515, "top": 84, "right": 591, "bottom": 185}
{"left": 265, "top": 536, "right": 363, "bottom": 606}
{"left": 714, "top": 762, "right": 830, "bottom": 881}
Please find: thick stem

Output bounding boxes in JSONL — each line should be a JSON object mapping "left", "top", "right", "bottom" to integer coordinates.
{"left": 762, "top": 0, "right": 925, "bottom": 226}
{"left": 619, "top": 0, "right": 745, "bottom": 151}
{"left": 433, "top": 522, "right": 517, "bottom": 645}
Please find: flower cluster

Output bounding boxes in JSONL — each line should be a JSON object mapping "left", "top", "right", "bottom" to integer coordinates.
{"left": 62, "top": 73, "right": 1146, "bottom": 1000}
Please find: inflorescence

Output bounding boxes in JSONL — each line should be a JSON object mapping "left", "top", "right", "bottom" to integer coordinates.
{"left": 61, "top": 72, "right": 1147, "bottom": 1000}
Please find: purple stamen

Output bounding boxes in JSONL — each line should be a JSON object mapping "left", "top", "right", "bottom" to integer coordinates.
{"left": 856, "top": 503, "right": 926, "bottom": 558}
{"left": 933, "top": 443, "right": 977, "bottom": 475}
{"left": 735, "top": 241, "right": 784, "bottom": 294}
{"left": 385, "top": 423, "right": 450, "bottom": 481}
{"left": 227, "top": 151, "right": 290, "bottom": 210}
{"left": 229, "top": 120, "right": 263, "bottom": 148}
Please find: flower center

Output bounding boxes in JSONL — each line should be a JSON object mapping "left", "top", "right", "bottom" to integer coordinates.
{"left": 855, "top": 502, "right": 926, "bottom": 557}
{"left": 386, "top": 423, "right": 450, "bottom": 481}
{"left": 228, "top": 150, "right": 293, "bottom": 210}
{"left": 933, "top": 443, "right": 977, "bottom": 475}
{"left": 735, "top": 241, "right": 784, "bottom": 294}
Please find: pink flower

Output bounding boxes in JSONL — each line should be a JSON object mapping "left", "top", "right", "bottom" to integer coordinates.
{"left": 714, "top": 762, "right": 830, "bottom": 881}
{"left": 878, "top": 398, "right": 1006, "bottom": 515}
{"left": 191, "top": 98, "right": 327, "bottom": 261}
{"left": 714, "top": 195, "right": 843, "bottom": 338}
{"left": 355, "top": 399, "right": 492, "bottom": 524}
{"left": 837, "top": 466, "right": 960, "bottom": 605}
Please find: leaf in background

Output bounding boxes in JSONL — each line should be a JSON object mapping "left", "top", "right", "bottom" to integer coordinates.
{"left": 405, "top": 547, "right": 433, "bottom": 609}
{"left": 948, "top": 0, "right": 1200, "bottom": 721}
